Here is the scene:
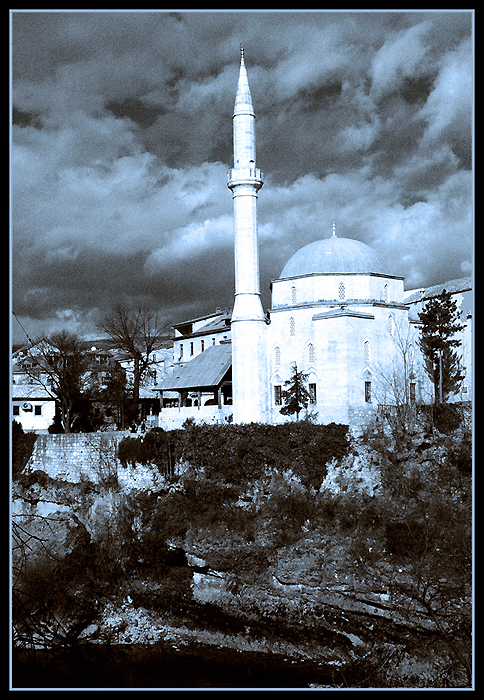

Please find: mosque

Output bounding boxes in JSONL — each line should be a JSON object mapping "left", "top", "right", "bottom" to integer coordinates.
{"left": 154, "top": 48, "right": 472, "bottom": 430}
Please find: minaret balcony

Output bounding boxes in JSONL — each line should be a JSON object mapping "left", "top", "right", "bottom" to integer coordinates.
{"left": 227, "top": 167, "right": 263, "bottom": 190}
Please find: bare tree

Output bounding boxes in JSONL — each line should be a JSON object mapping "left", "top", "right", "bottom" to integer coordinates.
{"left": 97, "top": 303, "right": 169, "bottom": 413}
{"left": 372, "top": 319, "right": 430, "bottom": 436}
{"left": 16, "top": 331, "right": 91, "bottom": 433}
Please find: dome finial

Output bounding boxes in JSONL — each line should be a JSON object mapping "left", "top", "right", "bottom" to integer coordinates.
{"left": 332, "top": 221, "right": 336, "bottom": 237}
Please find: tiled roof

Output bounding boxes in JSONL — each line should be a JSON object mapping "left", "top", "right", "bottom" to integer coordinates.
{"left": 12, "top": 384, "right": 56, "bottom": 400}
{"left": 404, "top": 276, "right": 472, "bottom": 304}
{"left": 154, "top": 342, "right": 232, "bottom": 392}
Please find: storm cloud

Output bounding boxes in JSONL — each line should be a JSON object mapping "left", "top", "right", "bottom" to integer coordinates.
{"left": 11, "top": 10, "right": 473, "bottom": 343}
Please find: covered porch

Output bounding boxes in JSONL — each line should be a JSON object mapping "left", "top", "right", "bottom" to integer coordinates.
{"left": 153, "top": 342, "right": 233, "bottom": 430}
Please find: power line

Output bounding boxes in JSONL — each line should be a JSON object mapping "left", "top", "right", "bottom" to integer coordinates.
{"left": 12, "top": 311, "right": 34, "bottom": 347}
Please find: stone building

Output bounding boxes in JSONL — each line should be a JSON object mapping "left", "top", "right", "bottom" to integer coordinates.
{"left": 154, "top": 48, "right": 472, "bottom": 430}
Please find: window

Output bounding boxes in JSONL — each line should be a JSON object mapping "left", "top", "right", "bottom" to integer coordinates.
{"left": 35, "top": 405, "right": 42, "bottom": 416}
{"left": 309, "top": 383, "right": 317, "bottom": 405}
{"left": 409, "top": 382, "right": 416, "bottom": 404}
{"left": 308, "top": 343, "right": 315, "bottom": 364}
{"left": 383, "top": 283, "right": 389, "bottom": 303}
{"left": 387, "top": 314, "right": 395, "bottom": 336}
{"left": 179, "top": 344, "right": 184, "bottom": 359}
{"left": 364, "top": 340, "right": 370, "bottom": 363}
{"left": 212, "top": 338, "right": 216, "bottom": 346}
{"left": 274, "top": 385, "right": 282, "bottom": 406}
{"left": 338, "top": 282, "right": 346, "bottom": 300}
{"left": 201, "top": 340, "right": 205, "bottom": 352}
{"left": 13, "top": 405, "right": 19, "bottom": 416}
{"left": 291, "top": 286, "right": 297, "bottom": 304}
{"left": 365, "top": 381, "right": 372, "bottom": 403}
{"left": 190, "top": 342, "right": 194, "bottom": 356}
{"left": 289, "top": 317, "right": 295, "bottom": 336}
{"left": 274, "top": 346, "right": 281, "bottom": 365}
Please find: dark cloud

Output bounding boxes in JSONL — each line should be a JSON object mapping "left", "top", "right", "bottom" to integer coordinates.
{"left": 11, "top": 10, "right": 473, "bottom": 343}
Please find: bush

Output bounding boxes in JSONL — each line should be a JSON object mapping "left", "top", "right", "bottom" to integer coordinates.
{"left": 11, "top": 421, "right": 37, "bottom": 478}
{"left": 177, "top": 421, "right": 350, "bottom": 488}
{"left": 117, "top": 437, "right": 140, "bottom": 468}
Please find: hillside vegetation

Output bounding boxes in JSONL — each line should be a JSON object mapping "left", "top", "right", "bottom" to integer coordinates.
{"left": 12, "top": 414, "right": 472, "bottom": 688}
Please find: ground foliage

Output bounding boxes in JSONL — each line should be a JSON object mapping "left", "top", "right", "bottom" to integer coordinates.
{"left": 12, "top": 415, "right": 472, "bottom": 688}
{"left": 11, "top": 421, "right": 37, "bottom": 477}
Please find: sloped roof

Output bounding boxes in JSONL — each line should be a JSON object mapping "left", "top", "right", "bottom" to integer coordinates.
{"left": 194, "top": 313, "right": 232, "bottom": 335}
{"left": 154, "top": 342, "right": 232, "bottom": 392}
{"left": 12, "top": 384, "right": 56, "bottom": 400}
{"left": 312, "top": 308, "right": 375, "bottom": 321}
{"left": 404, "top": 276, "right": 472, "bottom": 304}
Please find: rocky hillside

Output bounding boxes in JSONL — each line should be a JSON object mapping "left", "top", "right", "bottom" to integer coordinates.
{"left": 11, "top": 420, "right": 472, "bottom": 689}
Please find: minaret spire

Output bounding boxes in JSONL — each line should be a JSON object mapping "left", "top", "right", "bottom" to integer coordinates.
{"left": 228, "top": 48, "right": 268, "bottom": 424}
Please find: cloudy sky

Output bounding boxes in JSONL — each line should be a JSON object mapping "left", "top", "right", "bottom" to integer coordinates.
{"left": 11, "top": 10, "right": 473, "bottom": 344}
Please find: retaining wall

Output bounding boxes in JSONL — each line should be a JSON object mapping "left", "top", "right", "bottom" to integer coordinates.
{"left": 25, "top": 433, "right": 129, "bottom": 483}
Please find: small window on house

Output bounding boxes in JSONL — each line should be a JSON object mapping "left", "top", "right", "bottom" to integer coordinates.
{"left": 13, "top": 405, "right": 20, "bottom": 416}
{"left": 365, "top": 381, "right": 372, "bottom": 403}
{"left": 35, "top": 405, "right": 42, "bottom": 415}
{"left": 201, "top": 340, "right": 205, "bottom": 352}
{"left": 274, "top": 346, "right": 281, "bottom": 365}
{"left": 383, "top": 283, "right": 389, "bottom": 303}
{"left": 190, "top": 342, "right": 194, "bottom": 356}
{"left": 179, "top": 344, "right": 184, "bottom": 359}
{"left": 274, "top": 385, "right": 282, "bottom": 406}
{"left": 212, "top": 338, "right": 216, "bottom": 346}
{"left": 339, "top": 282, "right": 346, "bottom": 300}
{"left": 291, "top": 286, "right": 297, "bottom": 305}
{"left": 289, "top": 317, "right": 295, "bottom": 336}
{"left": 309, "top": 383, "right": 317, "bottom": 405}
{"left": 308, "top": 343, "right": 315, "bottom": 364}
{"left": 364, "top": 340, "right": 370, "bottom": 362}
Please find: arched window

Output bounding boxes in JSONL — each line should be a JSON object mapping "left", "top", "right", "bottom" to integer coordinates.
{"left": 308, "top": 343, "right": 315, "bottom": 364}
{"left": 291, "top": 286, "right": 297, "bottom": 305}
{"left": 338, "top": 282, "right": 346, "bottom": 300}
{"left": 364, "top": 340, "right": 370, "bottom": 363}
{"left": 387, "top": 314, "right": 395, "bottom": 336}
{"left": 274, "top": 346, "right": 281, "bottom": 365}
{"left": 289, "top": 317, "right": 295, "bottom": 336}
{"left": 383, "top": 283, "right": 389, "bottom": 303}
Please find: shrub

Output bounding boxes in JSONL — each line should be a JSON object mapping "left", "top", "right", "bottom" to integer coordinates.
{"left": 11, "top": 421, "right": 37, "bottom": 478}
{"left": 175, "top": 421, "right": 350, "bottom": 488}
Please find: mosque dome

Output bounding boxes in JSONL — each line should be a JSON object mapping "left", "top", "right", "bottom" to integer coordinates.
{"left": 279, "top": 235, "right": 390, "bottom": 278}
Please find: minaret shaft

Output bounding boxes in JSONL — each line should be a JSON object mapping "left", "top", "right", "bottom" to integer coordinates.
{"left": 228, "top": 48, "right": 268, "bottom": 424}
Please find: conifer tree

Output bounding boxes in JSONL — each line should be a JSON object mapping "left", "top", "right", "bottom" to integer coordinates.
{"left": 418, "top": 289, "right": 465, "bottom": 404}
{"left": 280, "top": 363, "right": 310, "bottom": 421}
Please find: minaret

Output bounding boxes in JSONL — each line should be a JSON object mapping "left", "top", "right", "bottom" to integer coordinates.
{"left": 228, "top": 46, "right": 268, "bottom": 424}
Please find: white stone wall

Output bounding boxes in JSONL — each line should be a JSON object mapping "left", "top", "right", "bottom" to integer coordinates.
{"left": 271, "top": 273, "right": 405, "bottom": 308}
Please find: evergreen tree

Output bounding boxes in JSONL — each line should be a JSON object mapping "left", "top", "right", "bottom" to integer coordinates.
{"left": 280, "top": 363, "right": 310, "bottom": 421}
{"left": 418, "top": 289, "right": 465, "bottom": 404}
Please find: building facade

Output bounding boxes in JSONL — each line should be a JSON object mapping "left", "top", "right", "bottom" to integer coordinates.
{"left": 154, "top": 49, "right": 472, "bottom": 430}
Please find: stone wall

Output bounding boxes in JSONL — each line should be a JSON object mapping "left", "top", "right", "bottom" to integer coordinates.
{"left": 26, "top": 433, "right": 128, "bottom": 483}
